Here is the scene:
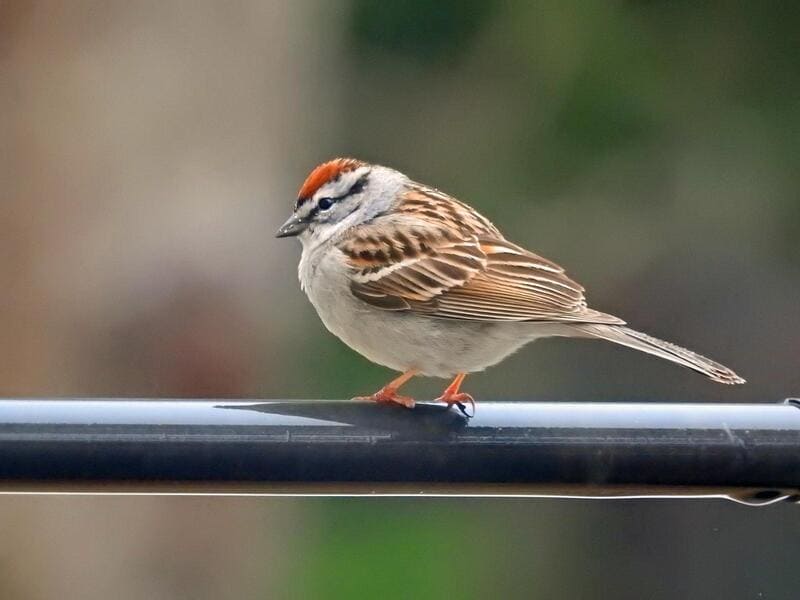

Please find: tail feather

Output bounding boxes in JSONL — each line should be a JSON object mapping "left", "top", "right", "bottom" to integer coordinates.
{"left": 571, "top": 324, "right": 745, "bottom": 385}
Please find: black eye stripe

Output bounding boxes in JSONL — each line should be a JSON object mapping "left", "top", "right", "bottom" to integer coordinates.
{"left": 347, "top": 176, "right": 366, "bottom": 196}
{"left": 315, "top": 175, "right": 368, "bottom": 210}
{"left": 297, "top": 173, "right": 369, "bottom": 219}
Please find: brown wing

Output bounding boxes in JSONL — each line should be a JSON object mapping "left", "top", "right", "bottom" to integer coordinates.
{"left": 341, "top": 219, "right": 487, "bottom": 311}
{"left": 432, "top": 237, "right": 623, "bottom": 323}
{"left": 340, "top": 187, "right": 624, "bottom": 325}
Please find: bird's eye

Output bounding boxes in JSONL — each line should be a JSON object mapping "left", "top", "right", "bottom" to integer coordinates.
{"left": 318, "top": 197, "right": 334, "bottom": 211}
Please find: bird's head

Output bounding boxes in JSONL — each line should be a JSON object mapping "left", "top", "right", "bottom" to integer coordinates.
{"left": 276, "top": 158, "right": 406, "bottom": 247}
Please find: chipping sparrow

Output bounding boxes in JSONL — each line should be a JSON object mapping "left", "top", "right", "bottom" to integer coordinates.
{"left": 277, "top": 158, "right": 744, "bottom": 410}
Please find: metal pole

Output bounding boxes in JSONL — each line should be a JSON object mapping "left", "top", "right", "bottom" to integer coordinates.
{"left": 0, "top": 399, "right": 798, "bottom": 503}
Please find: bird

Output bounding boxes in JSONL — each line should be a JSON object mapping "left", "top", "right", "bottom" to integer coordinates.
{"left": 276, "top": 157, "right": 745, "bottom": 411}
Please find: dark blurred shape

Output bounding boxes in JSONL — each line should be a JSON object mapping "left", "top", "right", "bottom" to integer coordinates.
{"left": 349, "top": 0, "right": 499, "bottom": 62}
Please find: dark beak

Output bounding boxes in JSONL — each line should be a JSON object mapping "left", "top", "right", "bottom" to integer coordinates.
{"left": 276, "top": 214, "right": 309, "bottom": 238}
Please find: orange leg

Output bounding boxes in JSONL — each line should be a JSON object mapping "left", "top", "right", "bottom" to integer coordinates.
{"left": 435, "top": 372, "right": 475, "bottom": 414}
{"left": 353, "top": 369, "right": 418, "bottom": 408}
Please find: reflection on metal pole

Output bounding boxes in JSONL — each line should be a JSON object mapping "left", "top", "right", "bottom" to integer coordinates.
{"left": 0, "top": 398, "right": 798, "bottom": 504}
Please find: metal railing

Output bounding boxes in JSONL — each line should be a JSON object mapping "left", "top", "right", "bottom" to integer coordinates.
{"left": 0, "top": 398, "right": 798, "bottom": 504}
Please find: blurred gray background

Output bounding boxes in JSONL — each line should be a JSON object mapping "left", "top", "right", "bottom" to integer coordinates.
{"left": 1, "top": 1, "right": 799, "bottom": 598}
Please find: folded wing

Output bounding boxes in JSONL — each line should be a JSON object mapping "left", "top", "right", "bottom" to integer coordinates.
{"left": 340, "top": 202, "right": 623, "bottom": 325}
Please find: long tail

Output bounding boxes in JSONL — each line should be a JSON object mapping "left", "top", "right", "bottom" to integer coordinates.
{"left": 570, "top": 324, "right": 745, "bottom": 385}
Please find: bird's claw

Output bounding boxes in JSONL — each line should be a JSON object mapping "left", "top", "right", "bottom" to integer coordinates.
{"left": 435, "top": 392, "right": 475, "bottom": 418}
{"left": 353, "top": 387, "right": 415, "bottom": 409}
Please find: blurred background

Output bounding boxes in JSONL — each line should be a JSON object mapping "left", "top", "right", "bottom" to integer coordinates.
{"left": 1, "top": 0, "right": 799, "bottom": 597}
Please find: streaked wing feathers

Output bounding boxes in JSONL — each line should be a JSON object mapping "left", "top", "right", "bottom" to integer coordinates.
{"left": 343, "top": 225, "right": 486, "bottom": 310}
{"left": 340, "top": 188, "right": 624, "bottom": 325}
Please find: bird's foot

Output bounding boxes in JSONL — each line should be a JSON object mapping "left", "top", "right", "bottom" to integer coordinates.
{"left": 353, "top": 386, "right": 415, "bottom": 409}
{"left": 434, "top": 391, "right": 475, "bottom": 418}
{"left": 435, "top": 372, "right": 474, "bottom": 417}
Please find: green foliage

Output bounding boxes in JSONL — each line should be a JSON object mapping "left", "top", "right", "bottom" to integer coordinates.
{"left": 349, "top": 0, "right": 500, "bottom": 63}
{"left": 295, "top": 502, "right": 482, "bottom": 599}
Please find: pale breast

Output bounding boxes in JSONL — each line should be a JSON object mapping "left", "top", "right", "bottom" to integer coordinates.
{"left": 298, "top": 245, "right": 540, "bottom": 378}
